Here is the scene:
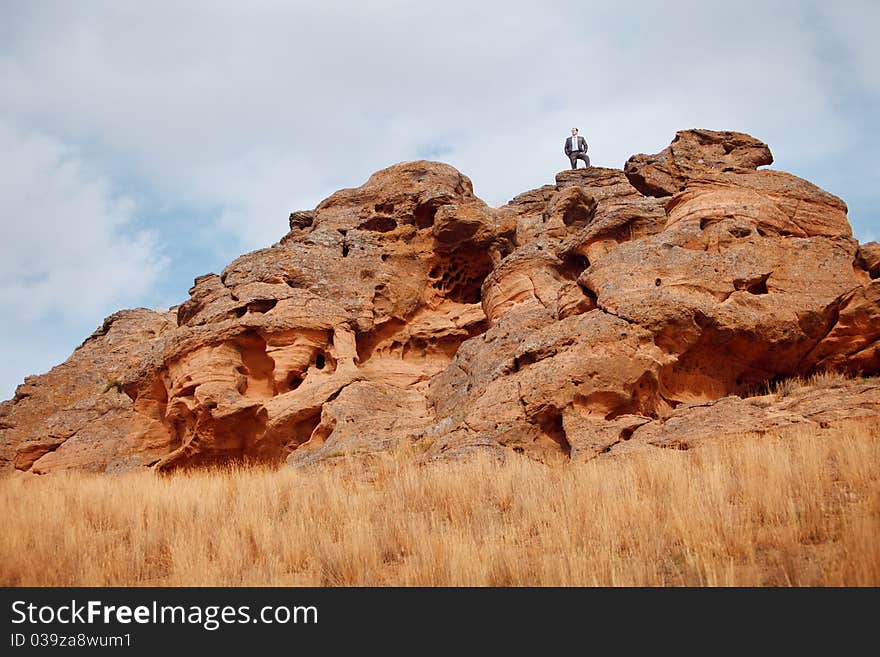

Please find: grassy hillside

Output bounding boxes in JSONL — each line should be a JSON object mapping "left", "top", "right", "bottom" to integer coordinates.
{"left": 2, "top": 421, "right": 878, "bottom": 586}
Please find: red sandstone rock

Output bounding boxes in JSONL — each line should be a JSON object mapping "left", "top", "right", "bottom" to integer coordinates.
{"left": 610, "top": 378, "right": 880, "bottom": 454}
{"left": 624, "top": 128, "right": 774, "bottom": 197}
{"left": 2, "top": 134, "right": 879, "bottom": 474}
{"left": 856, "top": 241, "right": 880, "bottom": 280}
{"left": 800, "top": 281, "right": 880, "bottom": 374}
{"left": 1, "top": 309, "right": 177, "bottom": 473}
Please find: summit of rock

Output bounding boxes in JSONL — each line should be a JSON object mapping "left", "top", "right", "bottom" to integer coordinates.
{"left": 3, "top": 129, "right": 879, "bottom": 474}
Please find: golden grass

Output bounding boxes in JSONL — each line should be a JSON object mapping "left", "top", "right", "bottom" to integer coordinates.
{"left": 2, "top": 421, "right": 878, "bottom": 586}
{"left": 759, "top": 370, "right": 873, "bottom": 398}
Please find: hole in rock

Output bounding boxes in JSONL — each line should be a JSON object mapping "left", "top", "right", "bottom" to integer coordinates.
{"left": 315, "top": 354, "right": 326, "bottom": 370}
{"left": 727, "top": 225, "right": 752, "bottom": 238}
{"left": 236, "top": 331, "right": 277, "bottom": 398}
{"left": 287, "top": 413, "right": 322, "bottom": 452}
{"left": 248, "top": 299, "right": 278, "bottom": 314}
{"left": 535, "top": 408, "right": 571, "bottom": 459}
{"left": 359, "top": 215, "right": 398, "bottom": 232}
{"left": 226, "top": 306, "right": 247, "bottom": 318}
{"left": 381, "top": 254, "right": 389, "bottom": 262}
{"left": 699, "top": 217, "right": 720, "bottom": 231}
{"left": 513, "top": 447, "right": 525, "bottom": 454}
{"left": 429, "top": 248, "right": 494, "bottom": 304}
{"left": 557, "top": 253, "right": 590, "bottom": 280}
{"left": 655, "top": 278, "right": 662, "bottom": 287}
{"left": 747, "top": 279, "right": 768, "bottom": 294}
{"left": 375, "top": 202, "right": 394, "bottom": 214}
{"left": 562, "top": 203, "right": 590, "bottom": 227}
{"left": 579, "top": 283, "right": 599, "bottom": 305}
{"left": 734, "top": 273, "right": 769, "bottom": 295}
{"left": 414, "top": 201, "right": 439, "bottom": 229}
{"left": 342, "top": 244, "right": 350, "bottom": 258}
{"left": 516, "top": 351, "right": 543, "bottom": 369}
{"left": 289, "top": 375, "right": 303, "bottom": 391}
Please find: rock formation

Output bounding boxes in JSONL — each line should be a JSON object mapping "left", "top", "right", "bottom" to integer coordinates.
{"left": 2, "top": 129, "right": 879, "bottom": 474}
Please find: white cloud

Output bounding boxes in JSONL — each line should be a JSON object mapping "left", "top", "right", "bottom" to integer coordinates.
{"left": 3, "top": 2, "right": 868, "bottom": 209}
{"left": 0, "top": 121, "right": 165, "bottom": 398}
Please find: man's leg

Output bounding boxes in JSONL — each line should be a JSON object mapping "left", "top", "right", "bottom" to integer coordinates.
{"left": 577, "top": 153, "right": 591, "bottom": 168}
{"left": 569, "top": 154, "right": 577, "bottom": 169}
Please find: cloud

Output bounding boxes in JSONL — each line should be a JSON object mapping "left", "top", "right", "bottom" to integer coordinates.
{"left": 0, "top": 1, "right": 878, "bottom": 397}
{"left": 4, "top": 2, "right": 871, "bottom": 205}
{"left": 0, "top": 121, "right": 166, "bottom": 398}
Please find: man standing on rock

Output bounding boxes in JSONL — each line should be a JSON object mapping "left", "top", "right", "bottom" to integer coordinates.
{"left": 564, "top": 128, "right": 590, "bottom": 169}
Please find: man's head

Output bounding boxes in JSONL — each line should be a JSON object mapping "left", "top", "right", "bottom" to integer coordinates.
{"left": 571, "top": 128, "right": 578, "bottom": 136}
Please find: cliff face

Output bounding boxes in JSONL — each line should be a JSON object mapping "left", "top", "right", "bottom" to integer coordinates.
{"left": 3, "top": 129, "right": 879, "bottom": 474}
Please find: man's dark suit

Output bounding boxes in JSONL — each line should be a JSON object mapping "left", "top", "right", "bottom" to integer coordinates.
{"left": 564, "top": 135, "right": 590, "bottom": 169}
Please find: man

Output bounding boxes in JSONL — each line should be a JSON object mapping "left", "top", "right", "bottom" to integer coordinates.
{"left": 564, "top": 128, "right": 590, "bottom": 169}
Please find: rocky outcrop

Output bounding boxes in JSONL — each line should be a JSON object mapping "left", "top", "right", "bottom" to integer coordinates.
{"left": 0, "top": 309, "right": 178, "bottom": 473}
{"left": 2, "top": 130, "right": 879, "bottom": 474}
{"left": 610, "top": 377, "right": 880, "bottom": 455}
{"left": 624, "top": 129, "right": 774, "bottom": 197}
{"left": 856, "top": 241, "right": 880, "bottom": 279}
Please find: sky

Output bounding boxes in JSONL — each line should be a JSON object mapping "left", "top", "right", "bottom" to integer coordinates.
{"left": 1, "top": 1, "right": 878, "bottom": 400}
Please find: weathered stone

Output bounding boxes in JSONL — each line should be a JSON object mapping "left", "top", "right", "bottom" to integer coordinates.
{"left": 856, "top": 241, "right": 880, "bottom": 279}
{"left": 612, "top": 379, "right": 880, "bottom": 454}
{"left": 0, "top": 309, "right": 177, "bottom": 473}
{"left": 2, "top": 133, "right": 879, "bottom": 474}
{"left": 624, "top": 128, "right": 774, "bottom": 197}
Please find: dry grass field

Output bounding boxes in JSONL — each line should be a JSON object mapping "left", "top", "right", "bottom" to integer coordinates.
{"left": 2, "top": 420, "right": 878, "bottom": 586}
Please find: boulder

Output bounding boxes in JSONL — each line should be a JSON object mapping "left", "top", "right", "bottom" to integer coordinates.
{"left": 624, "top": 128, "right": 773, "bottom": 196}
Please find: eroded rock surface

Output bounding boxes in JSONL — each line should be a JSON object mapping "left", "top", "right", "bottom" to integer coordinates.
{"left": 3, "top": 131, "right": 879, "bottom": 474}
